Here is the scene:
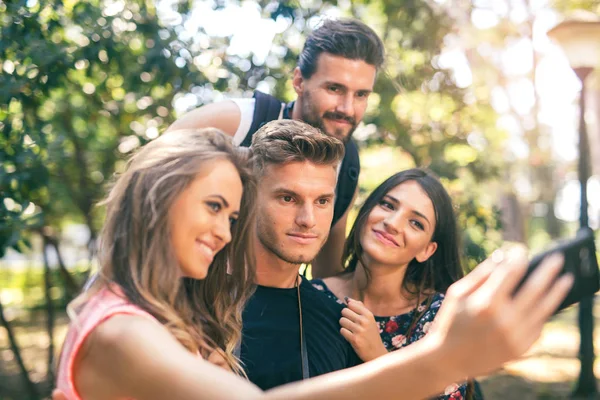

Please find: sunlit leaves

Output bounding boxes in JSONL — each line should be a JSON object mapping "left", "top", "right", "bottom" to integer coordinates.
{"left": 1, "top": 0, "right": 508, "bottom": 268}
{"left": 444, "top": 144, "right": 479, "bottom": 166}
{"left": 1, "top": 0, "right": 209, "bottom": 255}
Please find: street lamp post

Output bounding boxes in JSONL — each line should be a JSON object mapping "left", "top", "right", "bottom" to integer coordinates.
{"left": 548, "top": 12, "right": 600, "bottom": 398}
{"left": 574, "top": 65, "right": 595, "bottom": 398}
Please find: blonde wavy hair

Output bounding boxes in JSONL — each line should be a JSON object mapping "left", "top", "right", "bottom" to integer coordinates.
{"left": 69, "top": 128, "right": 256, "bottom": 374}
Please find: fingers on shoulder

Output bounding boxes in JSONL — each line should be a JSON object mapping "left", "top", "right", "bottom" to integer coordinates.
{"left": 340, "top": 327, "right": 362, "bottom": 348}
{"left": 346, "top": 299, "right": 374, "bottom": 319}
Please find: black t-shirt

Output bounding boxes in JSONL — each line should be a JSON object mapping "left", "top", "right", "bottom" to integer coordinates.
{"left": 240, "top": 278, "right": 362, "bottom": 390}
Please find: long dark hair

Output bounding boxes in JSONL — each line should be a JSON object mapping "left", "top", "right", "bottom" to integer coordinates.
{"left": 343, "top": 168, "right": 474, "bottom": 399}
{"left": 343, "top": 168, "right": 464, "bottom": 295}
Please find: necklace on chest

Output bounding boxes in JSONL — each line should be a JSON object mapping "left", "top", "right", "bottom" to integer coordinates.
{"left": 294, "top": 275, "right": 309, "bottom": 380}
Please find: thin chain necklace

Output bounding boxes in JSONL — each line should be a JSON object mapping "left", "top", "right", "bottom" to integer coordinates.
{"left": 294, "top": 275, "right": 309, "bottom": 379}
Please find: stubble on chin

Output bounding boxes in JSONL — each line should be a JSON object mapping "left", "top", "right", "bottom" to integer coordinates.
{"left": 299, "top": 103, "right": 354, "bottom": 144}
{"left": 259, "top": 232, "right": 329, "bottom": 265}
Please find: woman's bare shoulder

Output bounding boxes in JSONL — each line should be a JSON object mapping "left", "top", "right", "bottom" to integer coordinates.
{"left": 321, "top": 274, "right": 353, "bottom": 299}
{"left": 75, "top": 314, "right": 184, "bottom": 399}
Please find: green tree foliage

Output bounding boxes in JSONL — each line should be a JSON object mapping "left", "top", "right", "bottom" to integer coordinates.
{"left": 1, "top": 0, "right": 211, "bottom": 257}
{"left": 553, "top": 0, "right": 600, "bottom": 13}
{"left": 359, "top": 0, "right": 505, "bottom": 266}
{"left": 1, "top": 0, "right": 505, "bottom": 268}
{"left": 455, "top": 0, "right": 566, "bottom": 244}
{"left": 183, "top": 0, "right": 504, "bottom": 267}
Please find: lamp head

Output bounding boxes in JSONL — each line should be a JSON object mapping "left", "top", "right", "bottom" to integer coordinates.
{"left": 547, "top": 10, "right": 600, "bottom": 70}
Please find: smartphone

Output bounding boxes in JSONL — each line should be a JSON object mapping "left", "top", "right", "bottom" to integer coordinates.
{"left": 516, "top": 227, "right": 599, "bottom": 312}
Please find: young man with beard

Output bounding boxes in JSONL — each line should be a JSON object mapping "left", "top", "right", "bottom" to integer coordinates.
{"left": 240, "top": 119, "right": 362, "bottom": 389}
{"left": 168, "top": 19, "right": 385, "bottom": 278}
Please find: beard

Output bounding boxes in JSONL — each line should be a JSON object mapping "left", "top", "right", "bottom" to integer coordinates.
{"left": 299, "top": 90, "right": 357, "bottom": 144}
{"left": 258, "top": 234, "right": 311, "bottom": 265}
{"left": 255, "top": 216, "right": 327, "bottom": 265}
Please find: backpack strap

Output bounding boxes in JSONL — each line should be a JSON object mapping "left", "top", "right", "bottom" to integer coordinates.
{"left": 241, "top": 90, "right": 360, "bottom": 228}
{"left": 240, "top": 91, "right": 284, "bottom": 147}
{"left": 332, "top": 139, "right": 360, "bottom": 227}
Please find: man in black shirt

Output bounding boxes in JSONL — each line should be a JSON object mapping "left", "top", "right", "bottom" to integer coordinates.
{"left": 241, "top": 278, "right": 361, "bottom": 389}
{"left": 240, "top": 119, "right": 361, "bottom": 389}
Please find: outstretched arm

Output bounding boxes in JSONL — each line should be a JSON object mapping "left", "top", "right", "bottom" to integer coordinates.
{"left": 166, "top": 101, "right": 241, "bottom": 136}
{"left": 265, "top": 247, "right": 571, "bottom": 400}
{"left": 56, "top": 246, "right": 571, "bottom": 400}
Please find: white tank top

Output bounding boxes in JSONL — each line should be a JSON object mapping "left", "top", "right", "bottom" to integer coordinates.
{"left": 230, "top": 98, "right": 285, "bottom": 145}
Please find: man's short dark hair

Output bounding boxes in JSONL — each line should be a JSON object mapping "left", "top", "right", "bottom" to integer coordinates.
{"left": 298, "top": 19, "right": 385, "bottom": 79}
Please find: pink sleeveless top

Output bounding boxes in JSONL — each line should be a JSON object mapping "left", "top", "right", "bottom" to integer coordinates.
{"left": 56, "top": 286, "right": 159, "bottom": 400}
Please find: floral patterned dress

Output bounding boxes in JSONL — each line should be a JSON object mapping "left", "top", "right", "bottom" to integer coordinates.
{"left": 312, "top": 279, "right": 467, "bottom": 400}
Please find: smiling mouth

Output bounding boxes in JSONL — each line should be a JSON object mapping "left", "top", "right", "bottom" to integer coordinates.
{"left": 196, "top": 240, "right": 215, "bottom": 261}
{"left": 373, "top": 229, "right": 399, "bottom": 247}
{"left": 327, "top": 118, "right": 352, "bottom": 126}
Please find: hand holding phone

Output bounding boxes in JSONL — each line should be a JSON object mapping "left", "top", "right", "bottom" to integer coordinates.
{"left": 516, "top": 228, "right": 599, "bottom": 312}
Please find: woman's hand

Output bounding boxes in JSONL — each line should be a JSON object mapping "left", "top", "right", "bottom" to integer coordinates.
{"left": 427, "top": 245, "right": 572, "bottom": 379}
{"left": 339, "top": 298, "right": 388, "bottom": 362}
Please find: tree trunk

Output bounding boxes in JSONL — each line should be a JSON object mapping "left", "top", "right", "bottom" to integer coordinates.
{"left": 499, "top": 192, "right": 526, "bottom": 243}
{"left": 544, "top": 199, "right": 562, "bottom": 239}
{"left": 46, "top": 235, "right": 80, "bottom": 299}
{"left": 42, "top": 235, "right": 56, "bottom": 382}
{"left": 0, "top": 297, "right": 39, "bottom": 399}
{"left": 538, "top": 165, "right": 562, "bottom": 239}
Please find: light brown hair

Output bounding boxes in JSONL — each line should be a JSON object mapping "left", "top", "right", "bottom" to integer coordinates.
{"left": 250, "top": 119, "right": 345, "bottom": 177}
{"left": 69, "top": 128, "right": 256, "bottom": 374}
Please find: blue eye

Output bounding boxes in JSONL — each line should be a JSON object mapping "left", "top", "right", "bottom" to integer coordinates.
{"left": 229, "top": 217, "right": 238, "bottom": 227}
{"left": 207, "top": 201, "right": 222, "bottom": 213}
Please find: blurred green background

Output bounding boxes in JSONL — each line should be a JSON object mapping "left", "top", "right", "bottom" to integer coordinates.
{"left": 1, "top": 0, "right": 600, "bottom": 398}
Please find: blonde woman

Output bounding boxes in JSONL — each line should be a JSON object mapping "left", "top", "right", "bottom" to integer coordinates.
{"left": 55, "top": 128, "right": 571, "bottom": 400}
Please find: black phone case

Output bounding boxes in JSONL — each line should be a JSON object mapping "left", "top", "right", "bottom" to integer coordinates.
{"left": 520, "top": 228, "right": 599, "bottom": 312}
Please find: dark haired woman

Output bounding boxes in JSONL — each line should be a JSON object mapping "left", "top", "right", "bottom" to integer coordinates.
{"left": 313, "top": 168, "right": 473, "bottom": 399}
